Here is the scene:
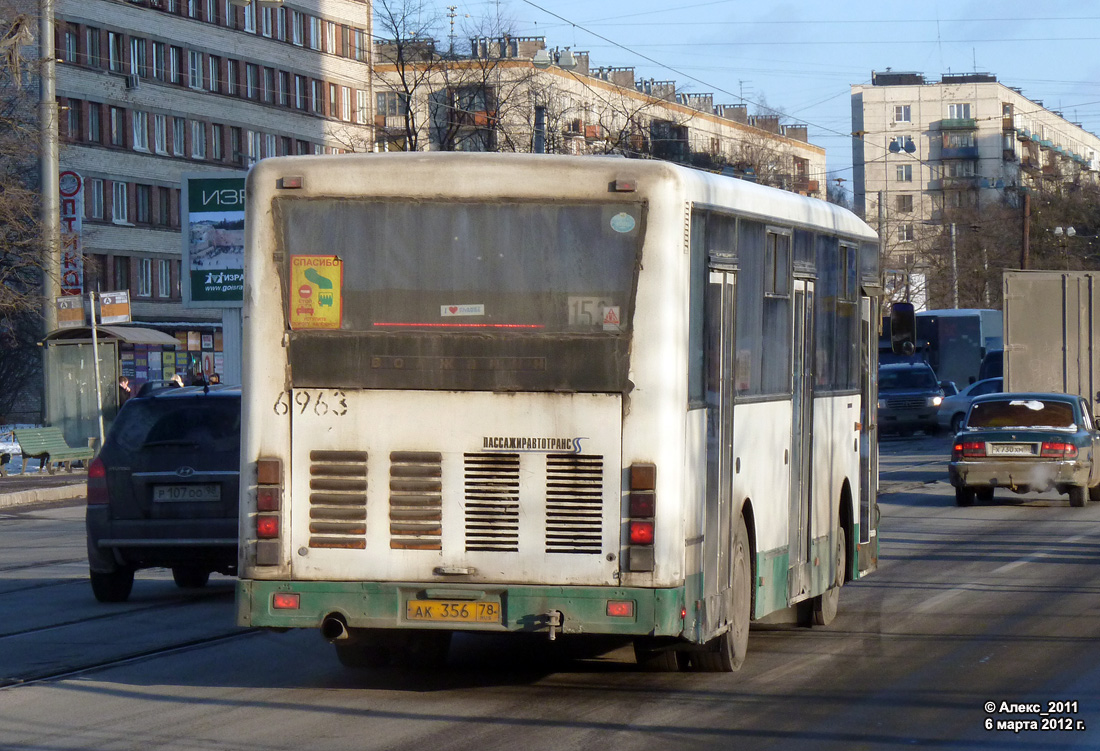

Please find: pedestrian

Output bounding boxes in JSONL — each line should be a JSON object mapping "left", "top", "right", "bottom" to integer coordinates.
{"left": 208, "top": 373, "right": 221, "bottom": 384}
{"left": 169, "top": 373, "right": 184, "bottom": 388}
{"left": 118, "top": 376, "right": 132, "bottom": 405}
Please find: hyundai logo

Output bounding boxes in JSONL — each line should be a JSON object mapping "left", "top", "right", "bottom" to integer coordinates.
{"left": 176, "top": 466, "right": 196, "bottom": 478}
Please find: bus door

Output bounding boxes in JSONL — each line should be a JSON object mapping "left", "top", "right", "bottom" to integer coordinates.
{"left": 787, "top": 278, "right": 815, "bottom": 601}
{"left": 858, "top": 293, "right": 879, "bottom": 573}
{"left": 703, "top": 268, "right": 736, "bottom": 634}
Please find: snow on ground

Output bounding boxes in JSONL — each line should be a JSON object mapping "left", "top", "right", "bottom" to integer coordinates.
{"left": 0, "top": 423, "right": 38, "bottom": 475}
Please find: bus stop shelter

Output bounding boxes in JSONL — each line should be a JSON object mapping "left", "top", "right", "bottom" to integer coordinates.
{"left": 42, "top": 326, "right": 179, "bottom": 450}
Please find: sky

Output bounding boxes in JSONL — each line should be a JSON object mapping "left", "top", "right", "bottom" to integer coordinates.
{"left": 414, "top": 0, "right": 1100, "bottom": 200}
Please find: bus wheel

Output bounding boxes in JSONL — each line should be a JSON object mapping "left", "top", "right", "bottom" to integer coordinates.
{"left": 172, "top": 567, "right": 210, "bottom": 589}
{"left": 812, "top": 526, "right": 846, "bottom": 626}
{"left": 694, "top": 516, "right": 751, "bottom": 672}
{"left": 633, "top": 639, "right": 687, "bottom": 672}
{"left": 334, "top": 629, "right": 393, "bottom": 669}
{"left": 398, "top": 631, "right": 452, "bottom": 669}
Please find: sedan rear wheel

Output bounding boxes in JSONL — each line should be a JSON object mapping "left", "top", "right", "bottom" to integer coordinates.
{"left": 90, "top": 567, "right": 135, "bottom": 603}
{"left": 955, "top": 487, "right": 975, "bottom": 507}
{"left": 1068, "top": 485, "right": 1088, "bottom": 508}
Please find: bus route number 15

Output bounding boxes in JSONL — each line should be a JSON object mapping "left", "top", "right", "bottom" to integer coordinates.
{"left": 273, "top": 390, "right": 348, "bottom": 417}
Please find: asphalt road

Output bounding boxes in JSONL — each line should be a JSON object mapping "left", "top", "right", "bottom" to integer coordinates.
{"left": 2, "top": 435, "right": 1099, "bottom": 750}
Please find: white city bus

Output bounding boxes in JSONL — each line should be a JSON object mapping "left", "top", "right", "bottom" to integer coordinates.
{"left": 236, "top": 153, "right": 881, "bottom": 672}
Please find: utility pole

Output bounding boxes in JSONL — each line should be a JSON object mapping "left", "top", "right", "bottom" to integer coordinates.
{"left": 1021, "top": 191, "right": 1031, "bottom": 269}
{"left": 40, "top": 0, "right": 59, "bottom": 334}
{"left": 950, "top": 223, "right": 959, "bottom": 308}
{"left": 447, "top": 5, "right": 457, "bottom": 56}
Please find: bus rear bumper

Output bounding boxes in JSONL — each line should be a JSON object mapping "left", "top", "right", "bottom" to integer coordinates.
{"left": 236, "top": 579, "right": 686, "bottom": 638}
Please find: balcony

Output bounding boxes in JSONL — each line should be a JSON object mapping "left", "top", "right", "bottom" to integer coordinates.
{"left": 940, "top": 146, "right": 979, "bottom": 159}
{"left": 793, "top": 178, "right": 820, "bottom": 195}
{"left": 939, "top": 118, "right": 977, "bottom": 130}
{"left": 934, "top": 176, "right": 981, "bottom": 190}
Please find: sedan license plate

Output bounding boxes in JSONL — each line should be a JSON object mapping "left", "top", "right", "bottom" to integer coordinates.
{"left": 406, "top": 600, "right": 501, "bottom": 624}
{"left": 153, "top": 484, "right": 221, "bottom": 502}
{"left": 988, "top": 443, "right": 1036, "bottom": 456}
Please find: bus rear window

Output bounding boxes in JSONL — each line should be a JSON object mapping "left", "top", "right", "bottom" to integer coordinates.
{"left": 276, "top": 199, "right": 643, "bottom": 334}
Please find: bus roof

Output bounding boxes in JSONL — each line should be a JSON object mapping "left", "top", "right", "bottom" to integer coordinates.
{"left": 248, "top": 152, "right": 878, "bottom": 244}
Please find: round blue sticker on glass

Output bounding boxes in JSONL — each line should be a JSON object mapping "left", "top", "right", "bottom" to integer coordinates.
{"left": 610, "top": 212, "right": 636, "bottom": 233}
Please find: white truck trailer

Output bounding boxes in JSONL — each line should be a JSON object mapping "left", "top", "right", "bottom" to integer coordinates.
{"left": 1003, "top": 270, "right": 1100, "bottom": 413}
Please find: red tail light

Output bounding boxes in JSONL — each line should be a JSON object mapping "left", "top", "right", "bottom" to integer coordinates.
{"left": 272, "top": 592, "right": 300, "bottom": 609}
{"left": 256, "top": 514, "right": 280, "bottom": 538}
{"left": 1041, "top": 442, "right": 1078, "bottom": 459}
{"left": 87, "top": 457, "right": 108, "bottom": 505}
{"left": 629, "top": 520, "right": 655, "bottom": 545}
{"left": 952, "top": 441, "right": 986, "bottom": 460}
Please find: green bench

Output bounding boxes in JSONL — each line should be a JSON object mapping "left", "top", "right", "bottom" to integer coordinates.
{"left": 12, "top": 427, "right": 95, "bottom": 474}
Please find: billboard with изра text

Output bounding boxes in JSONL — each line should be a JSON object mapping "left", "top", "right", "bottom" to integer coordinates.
{"left": 182, "top": 173, "right": 248, "bottom": 308}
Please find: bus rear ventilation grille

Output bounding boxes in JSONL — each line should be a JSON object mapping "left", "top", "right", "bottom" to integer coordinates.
{"left": 463, "top": 452, "right": 520, "bottom": 552}
{"left": 389, "top": 451, "right": 442, "bottom": 550}
{"left": 545, "top": 453, "right": 604, "bottom": 554}
{"left": 308, "top": 450, "right": 367, "bottom": 549}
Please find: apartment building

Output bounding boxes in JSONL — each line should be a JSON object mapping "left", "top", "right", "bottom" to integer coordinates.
{"left": 52, "top": 0, "right": 374, "bottom": 378}
{"left": 852, "top": 71, "right": 1100, "bottom": 267}
{"left": 372, "top": 37, "right": 825, "bottom": 197}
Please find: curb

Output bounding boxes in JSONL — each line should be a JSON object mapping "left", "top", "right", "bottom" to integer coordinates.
{"left": 0, "top": 483, "right": 86, "bottom": 510}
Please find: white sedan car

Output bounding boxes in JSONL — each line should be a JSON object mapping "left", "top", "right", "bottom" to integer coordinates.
{"left": 936, "top": 377, "right": 1003, "bottom": 434}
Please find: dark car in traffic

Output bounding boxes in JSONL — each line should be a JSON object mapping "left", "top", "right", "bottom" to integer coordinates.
{"left": 86, "top": 385, "right": 241, "bottom": 602}
{"left": 878, "top": 361, "right": 944, "bottom": 436}
{"left": 948, "top": 392, "right": 1100, "bottom": 507}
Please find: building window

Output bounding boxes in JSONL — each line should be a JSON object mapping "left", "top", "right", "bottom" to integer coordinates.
{"left": 129, "top": 37, "right": 147, "bottom": 77}
{"left": 208, "top": 55, "right": 220, "bottom": 92}
{"left": 87, "top": 178, "right": 104, "bottom": 219}
{"left": 230, "top": 126, "right": 242, "bottom": 164}
{"left": 153, "top": 42, "right": 166, "bottom": 80}
{"left": 261, "top": 7, "right": 274, "bottom": 37}
{"left": 112, "top": 181, "right": 128, "bottom": 223}
{"left": 328, "top": 83, "right": 337, "bottom": 117}
{"left": 153, "top": 114, "right": 168, "bottom": 153}
{"left": 166, "top": 0, "right": 177, "bottom": 12}
{"left": 898, "top": 223, "right": 914, "bottom": 242}
{"left": 65, "top": 100, "right": 81, "bottom": 140}
{"left": 263, "top": 67, "right": 275, "bottom": 103}
{"left": 326, "top": 21, "right": 336, "bottom": 53}
{"left": 944, "top": 131, "right": 975, "bottom": 148}
{"left": 243, "top": 1, "right": 256, "bottom": 32}
{"left": 896, "top": 194, "right": 913, "bottom": 213}
{"left": 212, "top": 124, "right": 223, "bottom": 160}
{"left": 109, "top": 106, "right": 125, "bottom": 146}
{"left": 173, "top": 116, "right": 186, "bottom": 155}
{"left": 291, "top": 11, "right": 304, "bottom": 46}
{"left": 946, "top": 160, "right": 975, "bottom": 178}
{"left": 341, "top": 86, "right": 351, "bottom": 121}
{"left": 309, "top": 16, "right": 321, "bottom": 49}
{"left": 156, "top": 187, "right": 171, "bottom": 225}
{"left": 275, "top": 6, "right": 286, "bottom": 40}
{"left": 62, "top": 29, "right": 77, "bottom": 63}
{"left": 135, "top": 184, "right": 151, "bottom": 224}
{"left": 169, "top": 46, "right": 182, "bottom": 84}
{"left": 187, "top": 0, "right": 198, "bottom": 18}
{"left": 948, "top": 102, "right": 971, "bottom": 120}
{"left": 191, "top": 120, "right": 206, "bottom": 159}
{"left": 132, "top": 111, "right": 149, "bottom": 151}
{"left": 356, "top": 90, "right": 368, "bottom": 123}
{"left": 88, "top": 103, "right": 101, "bottom": 143}
{"left": 205, "top": 0, "right": 217, "bottom": 23}
{"left": 895, "top": 164, "right": 913, "bottom": 182}
{"left": 227, "top": 59, "right": 239, "bottom": 95}
{"left": 114, "top": 255, "right": 130, "bottom": 291}
{"left": 158, "top": 259, "right": 172, "bottom": 298}
{"left": 764, "top": 231, "right": 790, "bottom": 296}
{"left": 188, "top": 49, "right": 203, "bottom": 89}
{"left": 311, "top": 80, "right": 322, "bottom": 114}
{"left": 86, "top": 27, "right": 101, "bottom": 67}
{"left": 246, "top": 64, "right": 258, "bottom": 98}
{"left": 278, "top": 71, "right": 290, "bottom": 106}
{"left": 893, "top": 104, "right": 910, "bottom": 123}
{"left": 136, "top": 258, "right": 152, "bottom": 297}
{"left": 294, "top": 75, "right": 306, "bottom": 109}
{"left": 246, "top": 129, "right": 261, "bottom": 165}
{"left": 377, "top": 91, "right": 408, "bottom": 116}
{"left": 354, "top": 29, "right": 368, "bottom": 61}
{"left": 108, "top": 32, "right": 123, "bottom": 72}
{"left": 263, "top": 132, "right": 275, "bottom": 158}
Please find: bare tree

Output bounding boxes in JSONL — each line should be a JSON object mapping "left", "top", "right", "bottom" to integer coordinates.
{"left": 0, "top": 5, "right": 46, "bottom": 420}
{"left": 371, "top": 0, "right": 443, "bottom": 152}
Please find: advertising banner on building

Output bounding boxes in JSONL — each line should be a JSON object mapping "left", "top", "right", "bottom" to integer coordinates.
{"left": 182, "top": 173, "right": 247, "bottom": 308}
{"left": 59, "top": 170, "right": 84, "bottom": 296}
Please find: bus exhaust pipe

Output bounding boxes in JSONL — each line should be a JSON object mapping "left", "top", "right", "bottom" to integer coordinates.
{"left": 321, "top": 615, "right": 350, "bottom": 642}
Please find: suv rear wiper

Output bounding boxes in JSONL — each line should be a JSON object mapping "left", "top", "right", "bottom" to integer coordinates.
{"left": 141, "top": 439, "right": 201, "bottom": 448}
